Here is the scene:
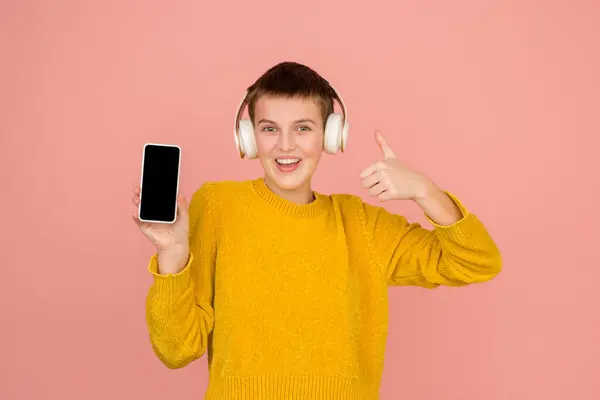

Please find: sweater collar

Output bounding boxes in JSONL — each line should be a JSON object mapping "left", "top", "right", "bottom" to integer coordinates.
{"left": 251, "top": 178, "right": 327, "bottom": 217}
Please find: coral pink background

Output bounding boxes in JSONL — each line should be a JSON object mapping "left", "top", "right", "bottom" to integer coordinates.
{"left": 1, "top": 1, "right": 598, "bottom": 399}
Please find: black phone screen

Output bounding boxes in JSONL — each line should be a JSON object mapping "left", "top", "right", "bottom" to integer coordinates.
{"left": 139, "top": 144, "right": 181, "bottom": 223}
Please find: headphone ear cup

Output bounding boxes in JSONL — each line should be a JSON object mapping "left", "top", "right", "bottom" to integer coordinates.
{"left": 341, "top": 119, "right": 349, "bottom": 151}
{"left": 324, "top": 113, "right": 343, "bottom": 154}
{"left": 238, "top": 119, "right": 258, "bottom": 159}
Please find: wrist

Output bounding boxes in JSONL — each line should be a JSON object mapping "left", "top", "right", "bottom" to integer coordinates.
{"left": 412, "top": 177, "right": 438, "bottom": 204}
{"left": 157, "top": 247, "right": 189, "bottom": 275}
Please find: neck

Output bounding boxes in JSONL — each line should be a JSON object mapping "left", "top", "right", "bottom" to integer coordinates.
{"left": 263, "top": 175, "right": 315, "bottom": 204}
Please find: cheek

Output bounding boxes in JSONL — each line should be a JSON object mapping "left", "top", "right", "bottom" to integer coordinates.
{"left": 255, "top": 133, "right": 277, "bottom": 154}
{"left": 298, "top": 134, "right": 323, "bottom": 157}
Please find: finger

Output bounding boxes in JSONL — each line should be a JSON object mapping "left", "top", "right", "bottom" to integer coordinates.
{"left": 359, "top": 163, "right": 378, "bottom": 179}
{"left": 361, "top": 172, "right": 380, "bottom": 189}
{"left": 377, "top": 190, "right": 392, "bottom": 202}
{"left": 131, "top": 212, "right": 143, "bottom": 226}
{"left": 134, "top": 186, "right": 140, "bottom": 195}
{"left": 132, "top": 195, "right": 140, "bottom": 206}
{"left": 375, "top": 130, "right": 396, "bottom": 160}
{"left": 368, "top": 182, "right": 387, "bottom": 197}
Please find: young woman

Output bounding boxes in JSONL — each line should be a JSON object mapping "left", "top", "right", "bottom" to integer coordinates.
{"left": 131, "top": 61, "right": 502, "bottom": 399}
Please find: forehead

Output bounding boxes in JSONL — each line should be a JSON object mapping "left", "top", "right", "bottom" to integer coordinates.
{"left": 253, "top": 95, "right": 321, "bottom": 123}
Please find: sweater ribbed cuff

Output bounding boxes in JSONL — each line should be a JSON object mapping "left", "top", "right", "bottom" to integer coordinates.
{"left": 147, "top": 252, "right": 194, "bottom": 299}
{"left": 426, "top": 191, "right": 473, "bottom": 245}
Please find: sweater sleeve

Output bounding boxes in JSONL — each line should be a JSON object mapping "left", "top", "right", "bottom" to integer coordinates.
{"left": 144, "top": 182, "right": 216, "bottom": 368}
{"left": 358, "top": 192, "right": 502, "bottom": 288}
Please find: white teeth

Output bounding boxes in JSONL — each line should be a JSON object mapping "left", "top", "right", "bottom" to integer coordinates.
{"left": 276, "top": 158, "right": 300, "bottom": 165}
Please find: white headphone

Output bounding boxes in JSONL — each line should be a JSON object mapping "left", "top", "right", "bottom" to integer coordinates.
{"left": 233, "top": 83, "right": 349, "bottom": 159}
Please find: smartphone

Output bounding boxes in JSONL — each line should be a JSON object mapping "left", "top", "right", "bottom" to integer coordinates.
{"left": 138, "top": 143, "right": 182, "bottom": 224}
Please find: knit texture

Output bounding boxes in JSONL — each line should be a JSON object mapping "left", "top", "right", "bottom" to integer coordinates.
{"left": 145, "top": 178, "right": 502, "bottom": 399}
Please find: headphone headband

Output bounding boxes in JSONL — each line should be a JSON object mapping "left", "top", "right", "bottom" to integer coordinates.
{"left": 234, "top": 83, "right": 348, "bottom": 158}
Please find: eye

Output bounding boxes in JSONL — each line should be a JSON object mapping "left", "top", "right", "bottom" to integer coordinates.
{"left": 296, "top": 126, "right": 311, "bottom": 132}
{"left": 261, "top": 126, "right": 277, "bottom": 133}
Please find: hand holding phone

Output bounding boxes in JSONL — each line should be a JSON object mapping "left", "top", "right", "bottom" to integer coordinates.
{"left": 132, "top": 187, "right": 190, "bottom": 274}
{"left": 131, "top": 143, "right": 189, "bottom": 275}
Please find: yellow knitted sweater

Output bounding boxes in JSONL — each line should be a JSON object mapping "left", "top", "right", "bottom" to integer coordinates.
{"left": 145, "top": 178, "right": 501, "bottom": 399}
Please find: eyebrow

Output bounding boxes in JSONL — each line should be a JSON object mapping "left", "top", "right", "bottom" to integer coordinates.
{"left": 294, "top": 118, "right": 317, "bottom": 125}
{"left": 257, "top": 118, "right": 317, "bottom": 125}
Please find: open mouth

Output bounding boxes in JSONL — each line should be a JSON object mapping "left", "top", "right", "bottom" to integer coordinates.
{"left": 275, "top": 157, "right": 301, "bottom": 172}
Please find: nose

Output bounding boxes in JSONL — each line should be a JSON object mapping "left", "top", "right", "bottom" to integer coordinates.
{"left": 277, "top": 129, "right": 295, "bottom": 151}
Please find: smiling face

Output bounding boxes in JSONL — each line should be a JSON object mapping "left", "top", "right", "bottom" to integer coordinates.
{"left": 253, "top": 94, "right": 325, "bottom": 203}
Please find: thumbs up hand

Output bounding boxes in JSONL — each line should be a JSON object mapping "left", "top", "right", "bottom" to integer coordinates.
{"left": 359, "top": 130, "right": 432, "bottom": 202}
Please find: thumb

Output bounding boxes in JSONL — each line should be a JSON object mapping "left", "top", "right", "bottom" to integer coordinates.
{"left": 375, "top": 130, "right": 396, "bottom": 159}
{"left": 177, "top": 193, "right": 189, "bottom": 218}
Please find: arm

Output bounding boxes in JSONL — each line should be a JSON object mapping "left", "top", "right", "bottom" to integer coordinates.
{"left": 145, "top": 183, "right": 216, "bottom": 368}
{"left": 359, "top": 191, "right": 502, "bottom": 288}
{"left": 358, "top": 130, "right": 501, "bottom": 287}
